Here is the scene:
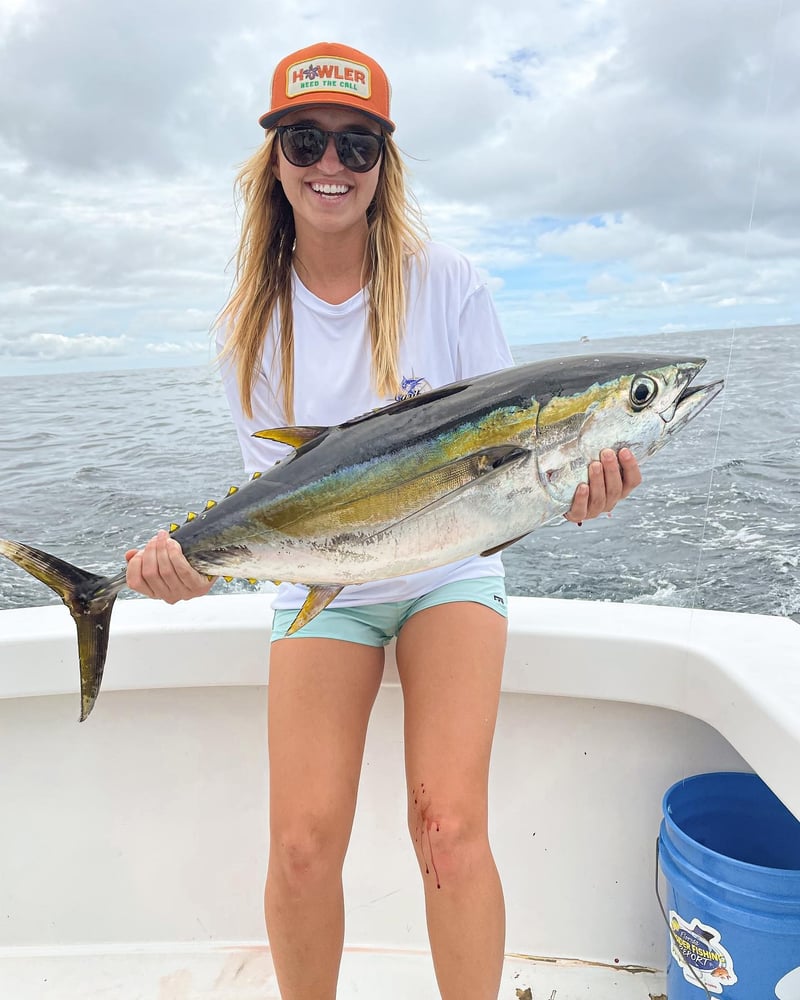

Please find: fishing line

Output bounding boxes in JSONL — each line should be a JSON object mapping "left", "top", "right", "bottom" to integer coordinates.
{"left": 655, "top": 4, "right": 785, "bottom": 993}
{"left": 686, "top": 0, "right": 783, "bottom": 615}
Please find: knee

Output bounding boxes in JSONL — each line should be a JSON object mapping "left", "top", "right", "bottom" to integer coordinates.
{"left": 269, "top": 819, "right": 348, "bottom": 892}
{"left": 408, "top": 791, "right": 490, "bottom": 886}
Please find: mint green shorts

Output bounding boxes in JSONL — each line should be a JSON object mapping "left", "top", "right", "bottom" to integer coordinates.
{"left": 271, "top": 577, "right": 507, "bottom": 646}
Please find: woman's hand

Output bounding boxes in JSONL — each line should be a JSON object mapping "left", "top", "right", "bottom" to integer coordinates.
{"left": 125, "top": 530, "right": 216, "bottom": 603}
{"left": 564, "top": 448, "right": 642, "bottom": 524}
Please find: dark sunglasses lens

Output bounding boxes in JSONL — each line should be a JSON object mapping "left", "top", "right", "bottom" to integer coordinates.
{"left": 335, "top": 132, "right": 383, "bottom": 172}
{"left": 280, "top": 126, "right": 383, "bottom": 172}
{"left": 281, "top": 127, "right": 326, "bottom": 166}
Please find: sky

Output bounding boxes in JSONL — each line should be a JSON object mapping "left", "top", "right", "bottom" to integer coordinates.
{"left": 0, "top": 0, "right": 797, "bottom": 376}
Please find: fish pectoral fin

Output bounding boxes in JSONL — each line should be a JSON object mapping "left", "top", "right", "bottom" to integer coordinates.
{"left": 480, "top": 532, "right": 531, "bottom": 557}
{"left": 263, "top": 444, "right": 529, "bottom": 538}
{"left": 417, "top": 444, "right": 529, "bottom": 493}
{"left": 252, "top": 425, "right": 327, "bottom": 448}
{"left": 364, "top": 445, "right": 530, "bottom": 533}
{"left": 284, "top": 585, "right": 343, "bottom": 636}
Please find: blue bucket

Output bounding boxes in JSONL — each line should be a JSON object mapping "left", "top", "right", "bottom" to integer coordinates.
{"left": 658, "top": 772, "right": 800, "bottom": 998}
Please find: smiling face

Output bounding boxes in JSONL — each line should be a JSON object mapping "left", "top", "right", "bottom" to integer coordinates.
{"left": 272, "top": 105, "right": 383, "bottom": 245}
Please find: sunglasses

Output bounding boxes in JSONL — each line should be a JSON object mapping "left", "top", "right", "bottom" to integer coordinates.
{"left": 276, "top": 124, "right": 385, "bottom": 173}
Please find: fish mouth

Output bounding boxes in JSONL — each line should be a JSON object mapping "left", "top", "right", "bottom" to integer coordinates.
{"left": 662, "top": 361, "right": 725, "bottom": 433}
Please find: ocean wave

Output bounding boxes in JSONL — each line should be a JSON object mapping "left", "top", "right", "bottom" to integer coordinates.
{"left": 2, "top": 331, "right": 798, "bottom": 617}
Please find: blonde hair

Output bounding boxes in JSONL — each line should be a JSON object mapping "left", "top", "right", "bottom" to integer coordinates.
{"left": 216, "top": 131, "right": 429, "bottom": 423}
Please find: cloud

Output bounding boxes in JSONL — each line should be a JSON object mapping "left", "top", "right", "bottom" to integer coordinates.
{"left": 414, "top": 1, "right": 800, "bottom": 233}
{"left": 0, "top": 331, "right": 129, "bottom": 360}
{"left": 144, "top": 340, "right": 209, "bottom": 356}
{"left": 0, "top": 0, "right": 797, "bottom": 373}
{"left": 537, "top": 216, "right": 655, "bottom": 265}
{"left": 0, "top": 0, "right": 254, "bottom": 173}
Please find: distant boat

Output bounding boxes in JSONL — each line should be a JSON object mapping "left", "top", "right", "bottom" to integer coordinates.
{"left": 580, "top": 335, "right": 591, "bottom": 343}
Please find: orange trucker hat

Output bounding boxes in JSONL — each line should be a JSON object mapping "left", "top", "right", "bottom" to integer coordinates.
{"left": 258, "top": 42, "right": 395, "bottom": 133}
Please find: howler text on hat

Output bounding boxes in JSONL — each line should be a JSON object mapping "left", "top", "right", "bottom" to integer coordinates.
{"left": 259, "top": 42, "right": 395, "bottom": 133}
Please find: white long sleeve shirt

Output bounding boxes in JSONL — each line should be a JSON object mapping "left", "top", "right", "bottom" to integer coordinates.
{"left": 217, "top": 241, "right": 515, "bottom": 610}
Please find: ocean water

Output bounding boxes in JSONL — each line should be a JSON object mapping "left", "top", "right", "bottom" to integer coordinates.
{"left": 0, "top": 324, "right": 798, "bottom": 618}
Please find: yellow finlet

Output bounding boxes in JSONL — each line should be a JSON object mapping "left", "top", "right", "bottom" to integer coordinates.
{"left": 251, "top": 472, "right": 262, "bottom": 480}
{"left": 169, "top": 523, "right": 179, "bottom": 533}
{"left": 226, "top": 486, "right": 238, "bottom": 496}
{"left": 204, "top": 500, "right": 217, "bottom": 511}
{"left": 186, "top": 511, "right": 197, "bottom": 521}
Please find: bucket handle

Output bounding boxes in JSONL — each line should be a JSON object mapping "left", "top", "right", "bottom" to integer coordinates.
{"left": 655, "top": 837, "right": 713, "bottom": 999}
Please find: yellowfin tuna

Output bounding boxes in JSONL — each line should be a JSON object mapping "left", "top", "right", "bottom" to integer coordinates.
{"left": 0, "top": 354, "right": 723, "bottom": 721}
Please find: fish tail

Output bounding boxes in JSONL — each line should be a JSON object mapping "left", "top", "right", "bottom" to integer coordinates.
{"left": 0, "top": 539, "right": 124, "bottom": 721}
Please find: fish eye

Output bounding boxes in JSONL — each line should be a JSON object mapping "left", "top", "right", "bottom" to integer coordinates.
{"left": 630, "top": 375, "right": 658, "bottom": 410}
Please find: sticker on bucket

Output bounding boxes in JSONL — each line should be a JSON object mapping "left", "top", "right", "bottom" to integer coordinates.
{"left": 669, "top": 911, "right": 738, "bottom": 993}
{"left": 776, "top": 966, "right": 800, "bottom": 1000}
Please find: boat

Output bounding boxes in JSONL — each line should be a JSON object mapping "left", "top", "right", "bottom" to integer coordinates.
{"left": 1, "top": 592, "right": 798, "bottom": 998}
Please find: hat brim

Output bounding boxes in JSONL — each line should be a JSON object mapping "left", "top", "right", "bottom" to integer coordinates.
{"left": 259, "top": 100, "right": 395, "bottom": 133}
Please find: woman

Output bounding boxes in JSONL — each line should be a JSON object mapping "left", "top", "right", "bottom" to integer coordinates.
{"left": 126, "top": 42, "right": 641, "bottom": 1000}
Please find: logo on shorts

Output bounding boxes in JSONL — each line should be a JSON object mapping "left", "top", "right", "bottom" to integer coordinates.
{"left": 493, "top": 594, "right": 505, "bottom": 606}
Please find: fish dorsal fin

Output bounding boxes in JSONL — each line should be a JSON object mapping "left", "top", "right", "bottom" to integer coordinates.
{"left": 282, "top": 585, "right": 343, "bottom": 636}
{"left": 252, "top": 426, "right": 327, "bottom": 448}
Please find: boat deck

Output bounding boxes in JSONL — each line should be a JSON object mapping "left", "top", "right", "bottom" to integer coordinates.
{"left": 0, "top": 944, "right": 666, "bottom": 999}
{"left": 3, "top": 595, "right": 797, "bottom": 1000}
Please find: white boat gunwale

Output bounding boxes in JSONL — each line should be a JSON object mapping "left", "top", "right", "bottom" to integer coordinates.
{"left": 2, "top": 594, "right": 798, "bottom": 819}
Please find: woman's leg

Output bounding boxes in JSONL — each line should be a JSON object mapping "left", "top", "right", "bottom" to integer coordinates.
{"left": 396, "top": 601, "right": 507, "bottom": 1000}
{"left": 265, "top": 636, "right": 385, "bottom": 1000}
